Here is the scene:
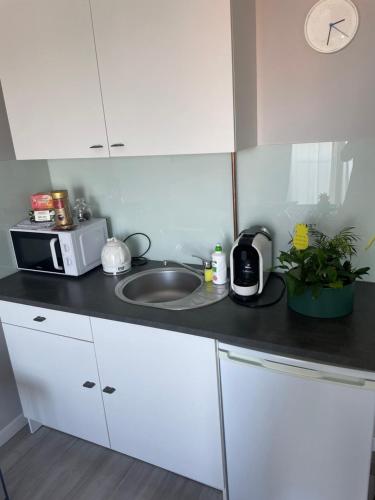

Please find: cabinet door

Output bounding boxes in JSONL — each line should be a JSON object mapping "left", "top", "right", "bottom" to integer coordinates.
{"left": 91, "top": 0, "right": 235, "bottom": 156}
{"left": 0, "top": 0, "right": 108, "bottom": 160}
{"left": 3, "top": 324, "right": 109, "bottom": 447}
{"left": 92, "top": 318, "right": 224, "bottom": 489}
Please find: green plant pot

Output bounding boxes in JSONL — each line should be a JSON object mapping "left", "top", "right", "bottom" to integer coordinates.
{"left": 287, "top": 283, "right": 354, "bottom": 319}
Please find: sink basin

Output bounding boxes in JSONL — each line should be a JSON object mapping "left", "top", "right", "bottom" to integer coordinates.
{"left": 119, "top": 268, "right": 202, "bottom": 303}
{"left": 115, "top": 267, "right": 228, "bottom": 310}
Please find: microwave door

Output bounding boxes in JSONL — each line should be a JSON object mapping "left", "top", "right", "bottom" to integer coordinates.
{"left": 11, "top": 232, "right": 65, "bottom": 274}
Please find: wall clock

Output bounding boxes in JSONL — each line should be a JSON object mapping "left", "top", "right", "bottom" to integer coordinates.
{"left": 305, "top": 0, "right": 359, "bottom": 53}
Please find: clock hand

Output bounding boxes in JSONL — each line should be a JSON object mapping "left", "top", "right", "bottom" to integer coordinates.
{"left": 331, "top": 18, "right": 345, "bottom": 26}
{"left": 332, "top": 24, "right": 349, "bottom": 37}
{"left": 327, "top": 24, "right": 333, "bottom": 45}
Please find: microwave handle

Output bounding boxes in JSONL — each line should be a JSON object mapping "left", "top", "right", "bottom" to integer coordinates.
{"left": 50, "top": 238, "right": 63, "bottom": 271}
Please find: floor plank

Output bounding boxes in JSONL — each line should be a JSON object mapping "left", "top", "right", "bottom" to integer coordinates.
{"left": 0, "top": 426, "right": 50, "bottom": 472}
{"left": 0, "top": 427, "right": 222, "bottom": 500}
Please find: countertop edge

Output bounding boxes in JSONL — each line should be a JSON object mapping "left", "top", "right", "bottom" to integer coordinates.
{"left": 0, "top": 293, "right": 372, "bottom": 375}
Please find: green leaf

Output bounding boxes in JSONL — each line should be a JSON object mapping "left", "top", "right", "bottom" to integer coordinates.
{"left": 325, "top": 266, "right": 337, "bottom": 282}
{"left": 327, "top": 281, "right": 344, "bottom": 289}
{"left": 288, "top": 267, "right": 302, "bottom": 280}
{"left": 286, "top": 274, "right": 305, "bottom": 296}
{"left": 354, "top": 267, "right": 370, "bottom": 276}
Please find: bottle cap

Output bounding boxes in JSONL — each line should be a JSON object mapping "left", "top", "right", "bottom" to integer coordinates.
{"left": 215, "top": 243, "right": 222, "bottom": 252}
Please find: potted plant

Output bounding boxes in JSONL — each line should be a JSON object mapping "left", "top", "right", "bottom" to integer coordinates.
{"left": 278, "top": 226, "right": 369, "bottom": 318}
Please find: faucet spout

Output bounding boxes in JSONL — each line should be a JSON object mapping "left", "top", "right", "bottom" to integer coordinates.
{"left": 162, "top": 259, "right": 204, "bottom": 275}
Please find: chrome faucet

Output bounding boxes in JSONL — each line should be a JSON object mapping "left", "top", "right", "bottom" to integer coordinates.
{"left": 162, "top": 255, "right": 210, "bottom": 275}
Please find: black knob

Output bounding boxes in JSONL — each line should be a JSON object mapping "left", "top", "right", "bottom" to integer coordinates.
{"left": 33, "top": 316, "right": 46, "bottom": 322}
{"left": 83, "top": 381, "right": 96, "bottom": 389}
{"left": 103, "top": 386, "right": 116, "bottom": 394}
{"left": 89, "top": 144, "right": 104, "bottom": 149}
{"left": 110, "top": 143, "right": 125, "bottom": 147}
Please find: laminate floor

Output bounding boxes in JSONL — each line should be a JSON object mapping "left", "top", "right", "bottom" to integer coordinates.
{"left": 0, "top": 427, "right": 223, "bottom": 500}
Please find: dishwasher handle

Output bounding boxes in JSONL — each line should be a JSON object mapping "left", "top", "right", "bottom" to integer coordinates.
{"left": 219, "top": 349, "right": 375, "bottom": 390}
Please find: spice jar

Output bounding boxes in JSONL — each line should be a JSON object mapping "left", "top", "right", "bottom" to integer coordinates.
{"left": 51, "top": 190, "right": 73, "bottom": 228}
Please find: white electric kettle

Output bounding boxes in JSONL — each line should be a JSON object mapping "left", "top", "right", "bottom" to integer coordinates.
{"left": 101, "top": 237, "right": 131, "bottom": 275}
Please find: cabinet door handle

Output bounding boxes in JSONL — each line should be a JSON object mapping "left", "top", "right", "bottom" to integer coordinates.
{"left": 89, "top": 144, "right": 104, "bottom": 149}
{"left": 103, "top": 386, "right": 116, "bottom": 394}
{"left": 33, "top": 316, "right": 46, "bottom": 322}
{"left": 110, "top": 143, "right": 125, "bottom": 147}
{"left": 83, "top": 381, "right": 96, "bottom": 389}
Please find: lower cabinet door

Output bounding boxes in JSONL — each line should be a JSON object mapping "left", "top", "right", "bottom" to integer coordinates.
{"left": 91, "top": 318, "right": 224, "bottom": 490}
{"left": 3, "top": 324, "right": 109, "bottom": 447}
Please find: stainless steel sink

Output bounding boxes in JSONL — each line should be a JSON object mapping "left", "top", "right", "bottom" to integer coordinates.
{"left": 115, "top": 267, "right": 228, "bottom": 310}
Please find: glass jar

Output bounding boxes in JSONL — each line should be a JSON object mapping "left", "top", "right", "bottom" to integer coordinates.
{"left": 73, "top": 198, "right": 92, "bottom": 222}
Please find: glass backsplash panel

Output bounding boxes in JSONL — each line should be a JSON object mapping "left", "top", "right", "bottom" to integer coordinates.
{"left": 48, "top": 154, "right": 234, "bottom": 264}
{"left": 238, "top": 140, "right": 375, "bottom": 281}
{"left": 49, "top": 139, "right": 375, "bottom": 281}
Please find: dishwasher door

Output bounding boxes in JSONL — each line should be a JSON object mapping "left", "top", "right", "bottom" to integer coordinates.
{"left": 219, "top": 348, "right": 375, "bottom": 500}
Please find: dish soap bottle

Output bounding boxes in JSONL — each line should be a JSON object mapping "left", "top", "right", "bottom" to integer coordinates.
{"left": 204, "top": 261, "right": 213, "bottom": 283}
{"left": 212, "top": 243, "right": 227, "bottom": 285}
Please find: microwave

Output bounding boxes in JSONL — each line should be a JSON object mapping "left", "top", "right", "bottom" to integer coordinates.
{"left": 10, "top": 218, "right": 108, "bottom": 276}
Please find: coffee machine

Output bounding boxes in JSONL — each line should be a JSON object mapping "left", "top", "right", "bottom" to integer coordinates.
{"left": 230, "top": 226, "right": 272, "bottom": 301}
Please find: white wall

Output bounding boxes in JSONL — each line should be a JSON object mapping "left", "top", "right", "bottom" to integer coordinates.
{"left": 0, "top": 322, "right": 23, "bottom": 439}
{"left": 0, "top": 159, "right": 51, "bottom": 440}
{"left": 256, "top": 0, "right": 375, "bottom": 144}
{"left": 0, "top": 160, "right": 51, "bottom": 277}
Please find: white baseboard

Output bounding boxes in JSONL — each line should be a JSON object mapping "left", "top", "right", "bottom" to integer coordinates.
{"left": 0, "top": 414, "right": 27, "bottom": 447}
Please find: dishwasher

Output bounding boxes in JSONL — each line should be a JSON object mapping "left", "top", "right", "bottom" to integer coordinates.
{"left": 219, "top": 343, "right": 375, "bottom": 500}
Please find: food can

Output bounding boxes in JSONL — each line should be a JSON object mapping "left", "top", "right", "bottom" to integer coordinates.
{"left": 51, "top": 190, "right": 73, "bottom": 227}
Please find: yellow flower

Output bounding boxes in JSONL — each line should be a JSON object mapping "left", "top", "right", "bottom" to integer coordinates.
{"left": 293, "top": 224, "right": 309, "bottom": 250}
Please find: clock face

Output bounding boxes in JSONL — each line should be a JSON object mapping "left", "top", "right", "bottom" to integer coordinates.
{"left": 305, "top": 0, "right": 359, "bottom": 53}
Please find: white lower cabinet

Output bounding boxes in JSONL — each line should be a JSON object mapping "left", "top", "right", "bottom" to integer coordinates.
{"left": 91, "top": 318, "right": 224, "bottom": 490}
{"left": 3, "top": 324, "right": 109, "bottom": 447}
{"left": 6, "top": 304, "right": 373, "bottom": 498}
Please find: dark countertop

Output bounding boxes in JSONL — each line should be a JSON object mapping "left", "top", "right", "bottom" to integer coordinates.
{"left": 0, "top": 262, "right": 374, "bottom": 373}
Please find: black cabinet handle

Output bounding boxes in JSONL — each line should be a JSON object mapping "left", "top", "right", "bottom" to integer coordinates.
{"left": 83, "top": 381, "right": 96, "bottom": 389}
{"left": 103, "top": 386, "right": 116, "bottom": 394}
{"left": 110, "top": 143, "right": 125, "bottom": 147}
{"left": 89, "top": 144, "right": 104, "bottom": 149}
{"left": 33, "top": 316, "right": 46, "bottom": 322}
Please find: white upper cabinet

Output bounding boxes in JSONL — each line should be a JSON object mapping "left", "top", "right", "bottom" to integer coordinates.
{"left": 0, "top": 0, "right": 109, "bottom": 160}
{"left": 91, "top": 0, "right": 236, "bottom": 156}
{"left": 0, "top": 0, "right": 256, "bottom": 159}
